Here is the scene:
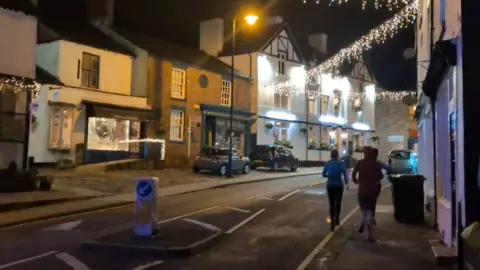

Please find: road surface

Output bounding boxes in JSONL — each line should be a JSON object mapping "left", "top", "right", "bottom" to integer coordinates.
{"left": 0, "top": 172, "right": 363, "bottom": 270}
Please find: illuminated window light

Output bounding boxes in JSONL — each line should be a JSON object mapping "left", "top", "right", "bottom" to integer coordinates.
{"left": 266, "top": 110, "right": 297, "bottom": 121}
{"left": 351, "top": 122, "right": 371, "bottom": 131}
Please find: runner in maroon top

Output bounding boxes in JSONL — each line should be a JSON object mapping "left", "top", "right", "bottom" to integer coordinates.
{"left": 351, "top": 146, "right": 383, "bottom": 242}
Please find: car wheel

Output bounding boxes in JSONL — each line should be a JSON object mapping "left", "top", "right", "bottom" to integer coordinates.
{"left": 218, "top": 165, "right": 227, "bottom": 176}
{"left": 193, "top": 167, "right": 200, "bottom": 173}
{"left": 290, "top": 163, "right": 298, "bottom": 172}
{"left": 242, "top": 164, "right": 250, "bottom": 174}
{"left": 272, "top": 161, "right": 279, "bottom": 172}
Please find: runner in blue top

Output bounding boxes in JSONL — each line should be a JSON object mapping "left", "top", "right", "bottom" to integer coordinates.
{"left": 322, "top": 149, "right": 348, "bottom": 231}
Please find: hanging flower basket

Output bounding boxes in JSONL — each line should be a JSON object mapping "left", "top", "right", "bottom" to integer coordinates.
{"left": 265, "top": 123, "right": 274, "bottom": 129}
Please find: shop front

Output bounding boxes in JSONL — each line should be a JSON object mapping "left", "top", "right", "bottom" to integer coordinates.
{"left": 200, "top": 104, "right": 255, "bottom": 156}
{"left": 82, "top": 101, "right": 153, "bottom": 164}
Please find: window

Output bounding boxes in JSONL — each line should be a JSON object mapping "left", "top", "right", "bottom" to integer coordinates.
{"left": 171, "top": 68, "right": 186, "bottom": 99}
{"left": 274, "top": 93, "right": 289, "bottom": 109}
{"left": 333, "top": 90, "right": 342, "bottom": 116}
{"left": 273, "top": 121, "right": 289, "bottom": 142}
{"left": 49, "top": 107, "right": 73, "bottom": 149}
{"left": 221, "top": 80, "right": 232, "bottom": 106}
{"left": 278, "top": 52, "right": 286, "bottom": 75}
{"left": 81, "top": 52, "right": 100, "bottom": 88}
{"left": 320, "top": 95, "right": 329, "bottom": 115}
{"left": 308, "top": 98, "right": 316, "bottom": 115}
{"left": 169, "top": 110, "right": 184, "bottom": 141}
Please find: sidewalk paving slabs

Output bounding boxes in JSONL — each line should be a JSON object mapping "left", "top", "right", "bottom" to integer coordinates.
{"left": 0, "top": 170, "right": 321, "bottom": 229}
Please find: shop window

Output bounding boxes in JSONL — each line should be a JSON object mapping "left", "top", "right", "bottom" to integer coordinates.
{"left": 87, "top": 117, "right": 131, "bottom": 151}
{"left": 169, "top": 110, "right": 184, "bottom": 142}
{"left": 308, "top": 98, "right": 316, "bottom": 115}
{"left": 273, "top": 121, "right": 289, "bottom": 141}
{"left": 221, "top": 80, "right": 232, "bottom": 106}
{"left": 81, "top": 52, "right": 100, "bottom": 88}
{"left": 129, "top": 121, "right": 141, "bottom": 153}
{"left": 308, "top": 126, "right": 320, "bottom": 148}
{"left": 49, "top": 107, "right": 73, "bottom": 149}
{"left": 274, "top": 93, "right": 289, "bottom": 109}
{"left": 171, "top": 68, "right": 186, "bottom": 99}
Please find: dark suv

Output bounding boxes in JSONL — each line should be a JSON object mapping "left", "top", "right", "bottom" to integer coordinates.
{"left": 249, "top": 145, "right": 299, "bottom": 172}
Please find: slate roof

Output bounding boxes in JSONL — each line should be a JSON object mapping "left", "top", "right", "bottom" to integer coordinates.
{"left": 115, "top": 28, "right": 250, "bottom": 79}
{"left": 0, "top": 0, "right": 37, "bottom": 16}
{"left": 218, "top": 22, "right": 305, "bottom": 63}
{"left": 35, "top": 66, "right": 63, "bottom": 85}
{"left": 38, "top": 18, "right": 134, "bottom": 56}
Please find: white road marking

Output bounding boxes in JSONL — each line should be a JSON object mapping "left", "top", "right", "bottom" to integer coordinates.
{"left": 226, "top": 209, "right": 266, "bottom": 234}
{"left": 296, "top": 205, "right": 359, "bottom": 270}
{"left": 43, "top": 220, "right": 84, "bottom": 231}
{"left": 157, "top": 206, "right": 219, "bottom": 224}
{"left": 55, "top": 253, "right": 90, "bottom": 270}
{"left": 225, "top": 206, "right": 251, "bottom": 213}
{"left": 0, "top": 251, "right": 57, "bottom": 269}
{"left": 245, "top": 189, "right": 287, "bottom": 199}
{"left": 183, "top": 218, "right": 221, "bottom": 232}
{"left": 278, "top": 189, "right": 300, "bottom": 201}
{"left": 132, "top": 260, "right": 163, "bottom": 270}
{"left": 308, "top": 181, "right": 326, "bottom": 187}
{"left": 258, "top": 196, "right": 274, "bottom": 201}
{"left": 295, "top": 185, "right": 392, "bottom": 270}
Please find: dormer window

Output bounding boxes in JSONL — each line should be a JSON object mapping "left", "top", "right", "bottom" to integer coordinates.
{"left": 278, "top": 51, "right": 286, "bottom": 75}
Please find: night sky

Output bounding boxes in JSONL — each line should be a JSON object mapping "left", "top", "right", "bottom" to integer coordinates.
{"left": 43, "top": 0, "right": 417, "bottom": 91}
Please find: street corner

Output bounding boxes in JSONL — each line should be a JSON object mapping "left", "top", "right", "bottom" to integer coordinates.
{"left": 81, "top": 217, "right": 223, "bottom": 257}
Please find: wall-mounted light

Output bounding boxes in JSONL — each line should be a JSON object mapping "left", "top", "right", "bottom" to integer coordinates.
{"left": 266, "top": 110, "right": 297, "bottom": 121}
{"left": 319, "top": 114, "right": 346, "bottom": 125}
{"left": 341, "top": 132, "right": 347, "bottom": 139}
{"left": 329, "top": 131, "right": 336, "bottom": 137}
{"left": 351, "top": 122, "right": 371, "bottom": 131}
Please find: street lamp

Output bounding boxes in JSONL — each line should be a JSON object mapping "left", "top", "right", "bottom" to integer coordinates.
{"left": 227, "top": 13, "right": 259, "bottom": 178}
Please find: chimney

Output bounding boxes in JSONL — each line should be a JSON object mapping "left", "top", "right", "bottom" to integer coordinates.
{"left": 86, "top": 0, "right": 114, "bottom": 27}
{"left": 199, "top": 18, "right": 224, "bottom": 56}
{"left": 308, "top": 33, "right": 328, "bottom": 54}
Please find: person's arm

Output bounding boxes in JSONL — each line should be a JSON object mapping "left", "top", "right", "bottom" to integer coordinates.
{"left": 352, "top": 161, "right": 359, "bottom": 184}
{"left": 341, "top": 163, "right": 348, "bottom": 185}
{"left": 322, "top": 161, "right": 330, "bottom": 178}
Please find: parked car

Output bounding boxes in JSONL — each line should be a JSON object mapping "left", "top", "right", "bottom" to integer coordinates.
{"left": 387, "top": 150, "right": 418, "bottom": 174}
{"left": 249, "top": 145, "right": 299, "bottom": 172}
{"left": 193, "top": 147, "right": 251, "bottom": 176}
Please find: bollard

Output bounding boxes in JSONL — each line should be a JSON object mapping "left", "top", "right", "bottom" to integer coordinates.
{"left": 134, "top": 177, "right": 159, "bottom": 237}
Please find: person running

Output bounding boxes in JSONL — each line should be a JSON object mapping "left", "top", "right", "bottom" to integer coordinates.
{"left": 322, "top": 149, "right": 348, "bottom": 232}
{"left": 372, "top": 148, "right": 390, "bottom": 225}
{"left": 352, "top": 146, "right": 384, "bottom": 242}
{"left": 340, "top": 149, "right": 356, "bottom": 188}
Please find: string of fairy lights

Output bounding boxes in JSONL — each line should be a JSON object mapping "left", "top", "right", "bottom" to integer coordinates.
{"left": 272, "top": 0, "right": 418, "bottom": 100}
{"left": 303, "top": 0, "right": 412, "bottom": 10}
{"left": 0, "top": 77, "right": 40, "bottom": 94}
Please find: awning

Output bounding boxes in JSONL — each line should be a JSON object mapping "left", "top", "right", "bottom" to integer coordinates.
{"left": 422, "top": 39, "right": 457, "bottom": 101}
{"left": 83, "top": 101, "right": 153, "bottom": 122}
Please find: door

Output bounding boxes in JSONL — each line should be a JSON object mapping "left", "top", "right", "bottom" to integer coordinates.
{"left": 449, "top": 112, "right": 457, "bottom": 244}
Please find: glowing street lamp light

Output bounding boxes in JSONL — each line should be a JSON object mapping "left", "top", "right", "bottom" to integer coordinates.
{"left": 244, "top": 14, "right": 259, "bottom": 25}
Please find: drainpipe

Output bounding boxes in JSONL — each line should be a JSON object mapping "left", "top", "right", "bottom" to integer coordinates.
{"left": 429, "top": 0, "right": 438, "bottom": 230}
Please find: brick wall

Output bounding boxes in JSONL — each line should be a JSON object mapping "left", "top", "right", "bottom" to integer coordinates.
{"left": 375, "top": 99, "right": 410, "bottom": 159}
{"left": 152, "top": 59, "right": 252, "bottom": 167}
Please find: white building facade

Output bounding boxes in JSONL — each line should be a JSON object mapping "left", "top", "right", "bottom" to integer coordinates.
{"left": 199, "top": 19, "right": 376, "bottom": 162}
{"left": 30, "top": 21, "right": 152, "bottom": 166}
{"left": 0, "top": 2, "right": 38, "bottom": 169}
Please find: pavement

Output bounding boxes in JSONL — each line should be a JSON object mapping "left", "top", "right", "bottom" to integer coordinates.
{"left": 0, "top": 168, "right": 321, "bottom": 228}
{"left": 306, "top": 186, "right": 448, "bottom": 270}
{"left": 0, "top": 174, "right": 444, "bottom": 270}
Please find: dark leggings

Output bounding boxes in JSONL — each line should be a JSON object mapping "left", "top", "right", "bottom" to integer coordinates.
{"left": 327, "top": 186, "right": 344, "bottom": 221}
{"left": 371, "top": 184, "right": 382, "bottom": 216}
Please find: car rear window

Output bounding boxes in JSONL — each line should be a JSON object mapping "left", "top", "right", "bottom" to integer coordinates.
{"left": 253, "top": 145, "right": 273, "bottom": 153}
{"left": 389, "top": 150, "right": 410, "bottom": 160}
{"left": 200, "top": 148, "right": 229, "bottom": 156}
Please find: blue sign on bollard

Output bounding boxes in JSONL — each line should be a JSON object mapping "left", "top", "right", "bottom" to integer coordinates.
{"left": 136, "top": 180, "right": 152, "bottom": 198}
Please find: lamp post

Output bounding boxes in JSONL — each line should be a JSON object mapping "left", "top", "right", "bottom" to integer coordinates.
{"left": 227, "top": 14, "right": 259, "bottom": 178}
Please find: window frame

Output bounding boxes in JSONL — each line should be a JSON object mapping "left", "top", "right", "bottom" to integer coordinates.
{"left": 273, "top": 92, "right": 290, "bottom": 110}
{"left": 171, "top": 68, "right": 186, "bottom": 99}
{"left": 49, "top": 106, "right": 74, "bottom": 149}
{"left": 221, "top": 80, "right": 232, "bottom": 107}
{"left": 278, "top": 51, "right": 286, "bottom": 75}
{"left": 81, "top": 52, "right": 100, "bottom": 89}
{"left": 169, "top": 109, "right": 185, "bottom": 142}
{"left": 308, "top": 98, "right": 317, "bottom": 115}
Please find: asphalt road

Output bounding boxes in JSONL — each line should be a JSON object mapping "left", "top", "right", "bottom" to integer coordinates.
{"left": 0, "top": 172, "right": 363, "bottom": 270}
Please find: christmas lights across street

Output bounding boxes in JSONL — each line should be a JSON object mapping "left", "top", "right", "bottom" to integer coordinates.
{"left": 0, "top": 76, "right": 40, "bottom": 93}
